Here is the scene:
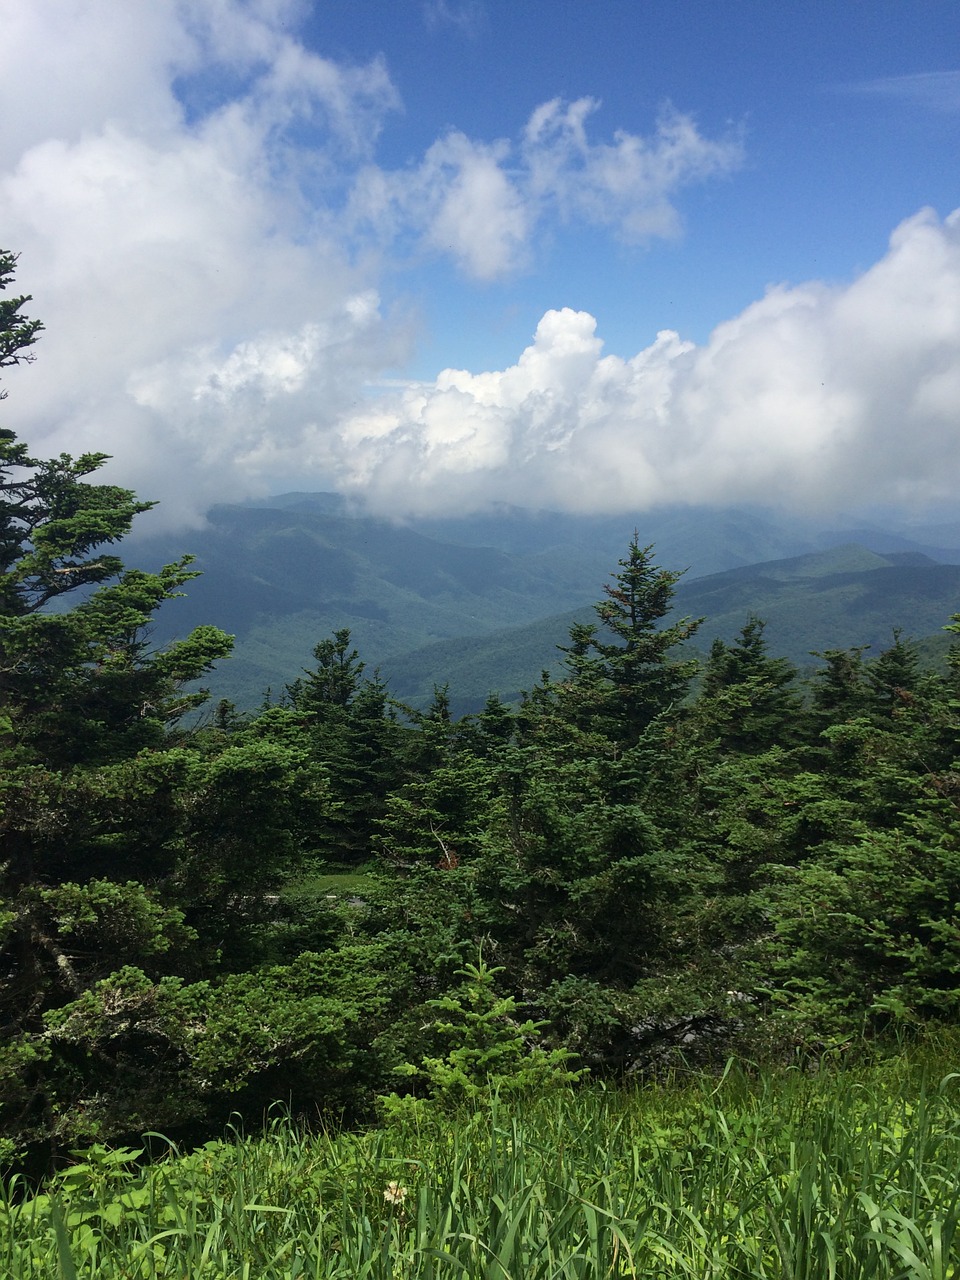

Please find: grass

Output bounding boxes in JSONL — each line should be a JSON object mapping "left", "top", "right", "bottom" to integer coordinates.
{"left": 283, "top": 862, "right": 378, "bottom": 900}
{"left": 3, "top": 1053, "right": 960, "bottom": 1278}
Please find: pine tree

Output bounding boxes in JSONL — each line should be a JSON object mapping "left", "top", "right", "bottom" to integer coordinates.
{"left": 0, "top": 251, "right": 258, "bottom": 1152}
{"left": 0, "top": 250, "right": 42, "bottom": 387}
{"left": 805, "top": 646, "right": 872, "bottom": 742}
{"left": 389, "top": 954, "right": 582, "bottom": 1109}
{"left": 293, "top": 628, "right": 366, "bottom": 716}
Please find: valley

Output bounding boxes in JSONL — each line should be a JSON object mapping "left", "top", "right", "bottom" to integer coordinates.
{"left": 135, "top": 497, "right": 960, "bottom": 712}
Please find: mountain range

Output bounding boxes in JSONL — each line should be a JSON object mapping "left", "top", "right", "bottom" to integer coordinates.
{"left": 131, "top": 497, "right": 960, "bottom": 714}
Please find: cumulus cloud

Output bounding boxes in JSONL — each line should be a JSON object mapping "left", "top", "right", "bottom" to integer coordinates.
{"left": 350, "top": 97, "right": 743, "bottom": 279}
{"left": 327, "top": 208, "right": 960, "bottom": 517}
{"left": 5, "top": 3, "right": 953, "bottom": 531}
{"left": 0, "top": 0, "right": 742, "bottom": 526}
{"left": 409, "top": 132, "right": 532, "bottom": 279}
{"left": 0, "top": 0, "right": 407, "bottom": 527}
{"left": 522, "top": 98, "right": 742, "bottom": 243}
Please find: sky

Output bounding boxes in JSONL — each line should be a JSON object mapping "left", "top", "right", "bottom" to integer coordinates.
{"left": 1, "top": 0, "right": 959, "bottom": 530}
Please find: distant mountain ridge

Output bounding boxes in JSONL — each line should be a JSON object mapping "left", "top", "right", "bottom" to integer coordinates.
{"left": 383, "top": 546, "right": 960, "bottom": 713}
{"left": 132, "top": 498, "right": 960, "bottom": 712}
{"left": 244, "top": 494, "right": 960, "bottom": 566}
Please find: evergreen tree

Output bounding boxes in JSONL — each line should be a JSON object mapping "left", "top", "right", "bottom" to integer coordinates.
{"left": 0, "top": 250, "right": 42, "bottom": 386}
{"left": 388, "top": 954, "right": 582, "bottom": 1109}
{"left": 288, "top": 629, "right": 404, "bottom": 862}
{"left": 762, "top": 765, "right": 960, "bottom": 1039}
{"left": 0, "top": 252, "right": 324, "bottom": 1153}
{"left": 698, "top": 616, "right": 801, "bottom": 753}
{"left": 805, "top": 646, "right": 872, "bottom": 742}
{"left": 865, "top": 629, "right": 924, "bottom": 720}
{"left": 461, "top": 692, "right": 515, "bottom": 758}
{"left": 558, "top": 537, "right": 701, "bottom": 748}
{"left": 293, "top": 628, "right": 366, "bottom": 716}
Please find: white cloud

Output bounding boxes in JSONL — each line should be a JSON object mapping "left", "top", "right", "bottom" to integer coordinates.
{"left": 0, "top": 0, "right": 743, "bottom": 527}
{"left": 349, "top": 98, "right": 743, "bottom": 279}
{"left": 0, "top": 1, "right": 404, "bottom": 526}
{"left": 327, "top": 208, "right": 960, "bottom": 517}
{"left": 422, "top": 0, "right": 486, "bottom": 37}
{"left": 522, "top": 98, "right": 743, "bottom": 243}
{"left": 837, "top": 71, "right": 960, "bottom": 113}
{"left": 0, "top": 2, "right": 190, "bottom": 168}
{"left": 419, "top": 133, "right": 531, "bottom": 279}
{"left": 10, "top": 3, "right": 950, "bottom": 530}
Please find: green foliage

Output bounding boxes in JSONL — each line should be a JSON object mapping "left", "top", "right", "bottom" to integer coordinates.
{"left": 0, "top": 249, "right": 43, "bottom": 388}
{"left": 388, "top": 954, "right": 583, "bottom": 1110}
{"left": 557, "top": 537, "right": 701, "bottom": 747}
{"left": 172, "top": 723, "right": 331, "bottom": 961}
{"left": 473, "top": 748, "right": 686, "bottom": 989}
{"left": 700, "top": 615, "right": 801, "bottom": 753}
{"left": 867, "top": 628, "right": 925, "bottom": 718}
{"left": 288, "top": 630, "right": 405, "bottom": 862}
{"left": 0, "top": 252, "right": 338, "bottom": 1156}
{"left": 290, "top": 627, "right": 365, "bottom": 713}
{"left": 764, "top": 776, "right": 960, "bottom": 1040}
{"left": 28, "top": 942, "right": 391, "bottom": 1144}
{"left": 376, "top": 737, "right": 494, "bottom": 870}
{"left": 5, "top": 1056, "right": 960, "bottom": 1278}
{"left": 806, "top": 644, "right": 872, "bottom": 739}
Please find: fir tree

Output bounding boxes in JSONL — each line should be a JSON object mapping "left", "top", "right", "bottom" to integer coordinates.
{"left": 559, "top": 537, "right": 701, "bottom": 748}
{"left": 289, "top": 630, "right": 404, "bottom": 862}
{"left": 699, "top": 616, "right": 801, "bottom": 753}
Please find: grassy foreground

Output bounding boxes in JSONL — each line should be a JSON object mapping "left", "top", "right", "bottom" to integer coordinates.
{"left": 3, "top": 1053, "right": 960, "bottom": 1279}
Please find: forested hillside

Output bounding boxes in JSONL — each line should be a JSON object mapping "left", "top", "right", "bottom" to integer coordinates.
{"left": 382, "top": 544, "right": 960, "bottom": 713}
{"left": 135, "top": 497, "right": 960, "bottom": 713}
{"left": 5, "top": 252, "right": 960, "bottom": 1170}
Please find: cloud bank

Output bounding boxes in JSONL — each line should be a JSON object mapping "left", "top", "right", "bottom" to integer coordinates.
{"left": 0, "top": 2, "right": 957, "bottom": 527}
{"left": 0, "top": 0, "right": 741, "bottom": 527}
{"left": 330, "top": 207, "right": 960, "bottom": 517}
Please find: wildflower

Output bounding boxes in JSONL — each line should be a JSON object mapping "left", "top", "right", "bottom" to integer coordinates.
{"left": 383, "top": 1181, "right": 408, "bottom": 1206}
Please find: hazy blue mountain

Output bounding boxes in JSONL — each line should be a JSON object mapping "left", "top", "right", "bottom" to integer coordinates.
{"left": 379, "top": 545, "right": 960, "bottom": 714}
{"left": 679, "top": 545, "right": 960, "bottom": 656}
{"left": 240, "top": 498, "right": 834, "bottom": 572}
{"left": 130, "top": 497, "right": 960, "bottom": 712}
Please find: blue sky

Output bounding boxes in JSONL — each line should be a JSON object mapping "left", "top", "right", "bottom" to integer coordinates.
{"left": 307, "top": 1, "right": 960, "bottom": 369}
{"left": 1, "top": 1, "right": 958, "bottom": 526}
